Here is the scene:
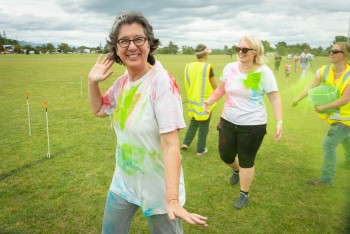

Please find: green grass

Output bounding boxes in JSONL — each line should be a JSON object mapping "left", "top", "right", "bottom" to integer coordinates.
{"left": 1, "top": 54, "right": 349, "bottom": 233}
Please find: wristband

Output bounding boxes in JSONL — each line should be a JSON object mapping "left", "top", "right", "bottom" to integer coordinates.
{"left": 277, "top": 120, "right": 283, "bottom": 124}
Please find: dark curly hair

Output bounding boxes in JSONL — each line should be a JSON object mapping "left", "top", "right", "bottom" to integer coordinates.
{"left": 106, "top": 11, "right": 161, "bottom": 65}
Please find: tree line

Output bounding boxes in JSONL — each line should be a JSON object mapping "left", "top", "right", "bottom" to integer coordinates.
{"left": 0, "top": 30, "right": 347, "bottom": 56}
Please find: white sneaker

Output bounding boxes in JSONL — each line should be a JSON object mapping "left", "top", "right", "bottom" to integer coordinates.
{"left": 196, "top": 148, "right": 208, "bottom": 156}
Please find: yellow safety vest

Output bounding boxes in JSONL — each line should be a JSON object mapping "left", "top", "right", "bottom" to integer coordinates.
{"left": 184, "top": 62, "right": 216, "bottom": 120}
{"left": 319, "top": 64, "right": 350, "bottom": 126}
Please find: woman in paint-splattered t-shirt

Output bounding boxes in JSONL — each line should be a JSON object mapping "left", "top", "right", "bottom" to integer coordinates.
{"left": 88, "top": 11, "right": 208, "bottom": 234}
{"left": 204, "top": 35, "right": 283, "bottom": 210}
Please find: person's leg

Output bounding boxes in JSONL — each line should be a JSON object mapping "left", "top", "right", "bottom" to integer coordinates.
{"left": 217, "top": 118, "right": 237, "bottom": 165}
{"left": 196, "top": 116, "right": 211, "bottom": 153}
{"left": 217, "top": 118, "right": 240, "bottom": 184}
{"left": 341, "top": 135, "right": 350, "bottom": 164}
{"left": 320, "top": 123, "right": 350, "bottom": 183}
{"left": 102, "top": 190, "right": 139, "bottom": 234}
{"left": 182, "top": 118, "right": 199, "bottom": 147}
{"left": 236, "top": 125, "right": 266, "bottom": 192}
{"left": 147, "top": 214, "right": 183, "bottom": 234}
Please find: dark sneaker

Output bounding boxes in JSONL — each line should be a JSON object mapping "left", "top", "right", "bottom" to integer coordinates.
{"left": 234, "top": 192, "right": 249, "bottom": 209}
{"left": 307, "top": 178, "right": 333, "bottom": 187}
{"left": 181, "top": 144, "right": 189, "bottom": 150}
{"left": 229, "top": 171, "right": 239, "bottom": 185}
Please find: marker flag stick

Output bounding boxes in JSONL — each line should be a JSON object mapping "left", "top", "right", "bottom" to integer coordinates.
{"left": 26, "top": 89, "right": 31, "bottom": 136}
{"left": 42, "top": 100, "right": 51, "bottom": 158}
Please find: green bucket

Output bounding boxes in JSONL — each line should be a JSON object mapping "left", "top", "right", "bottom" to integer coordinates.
{"left": 308, "top": 85, "right": 339, "bottom": 112}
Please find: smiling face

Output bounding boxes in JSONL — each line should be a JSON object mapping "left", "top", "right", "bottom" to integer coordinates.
{"left": 329, "top": 44, "right": 344, "bottom": 64}
{"left": 116, "top": 23, "right": 150, "bottom": 71}
{"left": 237, "top": 39, "right": 257, "bottom": 64}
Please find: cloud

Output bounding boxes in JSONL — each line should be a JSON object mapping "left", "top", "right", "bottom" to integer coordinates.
{"left": 0, "top": 0, "right": 348, "bottom": 49}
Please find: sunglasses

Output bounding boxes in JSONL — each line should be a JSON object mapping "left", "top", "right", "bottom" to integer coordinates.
{"left": 236, "top": 47, "right": 254, "bottom": 54}
{"left": 329, "top": 49, "right": 343, "bottom": 55}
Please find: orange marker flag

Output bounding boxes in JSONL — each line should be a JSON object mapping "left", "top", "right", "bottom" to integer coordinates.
{"left": 43, "top": 100, "right": 50, "bottom": 158}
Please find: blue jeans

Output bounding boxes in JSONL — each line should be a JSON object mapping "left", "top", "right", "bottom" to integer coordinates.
{"left": 320, "top": 123, "right": 350, "bottom": 182}
{"left": 102, "top": 190, "right": 183, "bottom": 234}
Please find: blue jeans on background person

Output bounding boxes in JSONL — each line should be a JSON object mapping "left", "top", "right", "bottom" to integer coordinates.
{"left": 320, "top": 123, "right": 350, "bottom": 183}
{"left": 102, "top": 190, "right": 183, "bottom": 234}
{"left": 182, "top": 116, "right": 211, "bottom": 153}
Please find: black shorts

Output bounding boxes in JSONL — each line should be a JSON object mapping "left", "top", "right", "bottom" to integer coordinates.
{"left": 217, "top": 117, "right": 266, "bottom": 168}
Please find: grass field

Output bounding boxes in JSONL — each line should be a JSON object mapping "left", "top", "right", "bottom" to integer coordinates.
{"left": 1, "top": 53, "right": 349, "bottom": 233}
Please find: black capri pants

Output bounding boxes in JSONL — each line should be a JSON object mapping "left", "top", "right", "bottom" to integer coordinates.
{"left": 217, "top": 117, "right": 267, "bottom": 168}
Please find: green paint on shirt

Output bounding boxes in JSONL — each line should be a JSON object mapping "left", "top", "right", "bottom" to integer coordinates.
{"left": 118, "top": 143, "right": 146, "bottom": 175}
{"left": 243, "top": 72, "right": 262, "bottom": 91}
{"left": 115, "top": 83, "right": 141, "bottom": 129}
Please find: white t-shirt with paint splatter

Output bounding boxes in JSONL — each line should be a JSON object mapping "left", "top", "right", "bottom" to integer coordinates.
{"left": 220, "top": 62, "right": 278, "bottom": 125}
{"left": 101, "top": 65, "right": 186, "bottom": 216}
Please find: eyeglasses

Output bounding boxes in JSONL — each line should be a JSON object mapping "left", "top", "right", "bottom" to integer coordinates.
{"left": 329, "top": 49, "right": 343, "bottom": 55}
{"left": 236, "top": 47, "right": 254, "bottom": 54}
{"left": 117, "top": 37, "right": 147, "bottom": 48}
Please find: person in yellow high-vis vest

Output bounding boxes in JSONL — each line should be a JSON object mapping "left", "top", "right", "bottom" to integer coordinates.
{"left": 181, "top": 44, "right": 217, "bottom": 156}
{"left": 293, "top": 42, "right": 350, "bottom": 186}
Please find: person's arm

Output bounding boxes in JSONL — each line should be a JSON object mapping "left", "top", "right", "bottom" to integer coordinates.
{"left": 161, "top": 130, "right": 208, "bottom": 227}
{"left": 209, "top": 67, "right": 217, "bottom": 89}
{"left": 88, "top": 54, "right": 115, "bottom": 117}
{"left": 292, "top": 73, "right": 322, "bottom": 106}
{"left": 315, "top": 85, "right": 350, "bottom": 113}
{"left": 203, "top": 81, "right": 225, "bottom": 113}
{"left": 209, "top": 76, "right": 217, "bottom": 90}
{"left": 267, "top": 91, "right": 283, "bottom": 142}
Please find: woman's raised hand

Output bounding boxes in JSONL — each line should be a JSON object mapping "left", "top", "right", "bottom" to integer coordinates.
{"left": 88, "top": 53, "right": 115, "bottom": 83}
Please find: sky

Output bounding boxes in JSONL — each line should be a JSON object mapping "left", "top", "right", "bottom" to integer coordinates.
{"left": 0, "top": 0, "right": 349, "bottom": 50}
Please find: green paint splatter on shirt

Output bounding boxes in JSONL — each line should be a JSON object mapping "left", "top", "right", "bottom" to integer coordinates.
{"left": 115, "top": 83, "right": 141, "bottom": 129}
{"left": 118, "top": 143, "right": 146, "bottom": 175}
{"left": 243, "top": 72, "right": 262, "bottom": 91}
{"left": 118, "top": 143, "right": 163, "bottom": 175}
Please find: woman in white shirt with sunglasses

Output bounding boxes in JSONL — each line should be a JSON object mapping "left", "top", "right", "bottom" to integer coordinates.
{"left": 204, "top": 35, "right": 283, "bottom": 209}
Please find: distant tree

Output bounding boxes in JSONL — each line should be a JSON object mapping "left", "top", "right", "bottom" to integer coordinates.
{"left": 261, "top": 40, "right": 273, "bottom": 52}
{"left": 23, "top": 44, "right": 32, "bottom": 54}
{"left": 103, "top": 44, "right": 109, "bottom": 53}
{"left": 167, "top": 41, "right": 178, "bottom": 54}
{"left": 275, "top": 41, "right": 288, "bottom": 56}
{"left": 0, "top": 44, "right": 4, "bottom": 53}
{"left": 157, "top": 41, "right": 179, "bottom": 54}
{"left": 14, "top": 45, "right": 21, "bottom": 53}
{"left": 333, "top": 35, "right": 347, "bottom": 44}
{"left": 182, "top": 45, "right": 194, "bottom": 55}
{"left": 58, "top": 43, "right": 71, "bottom": 53}
{"left": 46, "top": 43, "right": 55, "bottom": 53}
{"left": 3, "top": 30, "right": 6, "bottom": 39}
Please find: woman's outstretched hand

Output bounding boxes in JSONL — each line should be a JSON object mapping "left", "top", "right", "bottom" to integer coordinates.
{"left": 88, "top": 53, "right": 115, "bottom": 83}
{"left": 166, "top": 199, "right": 208, "bottom": 228}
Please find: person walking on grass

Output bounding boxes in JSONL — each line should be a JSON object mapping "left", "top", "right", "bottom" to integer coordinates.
{"left": 88, "top": 11, "right": 207, "bottom": 234}
{"left": 292, "top": 42, "right": 350, "bottom": 187}
{"left": 284, "top": 61, "right": 291, "bottom": 82}
{"left": 293, "top": 52, "right": 300, "bottom": 72}
{"left": 274, "top": 53, "right": 282, "bottom": 73}
{"left": 204, "top": 35, "right": 283, "bottom": 209}
{"left": 181, "top": 44, "right": 217, "bottom": 156}
{"left": 300, "top": 48, "right": 312, "bottom": 78}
